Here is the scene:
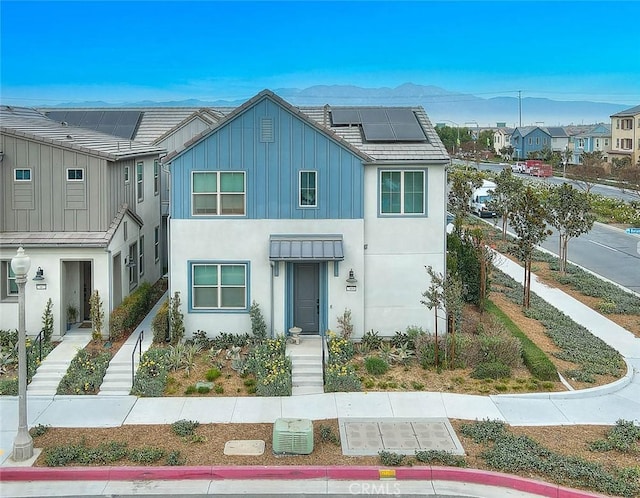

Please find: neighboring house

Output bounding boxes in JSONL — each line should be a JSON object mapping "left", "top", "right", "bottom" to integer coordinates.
{"left": 546, "top": 127, "right": 569, "bottom": 152}
{"left": 571, "top": 123, "right": 611, "bottom": 165}
{"left": 41, "top": 107, "right": 231, "bottom": 272}
{"left": 609, "top": 105, "right": 640, "bottom": 167}
{"left": 165, "top": 90, "right": 450, "bottom": 340}
{"left": 510, "top": 126, "right": 551, "bottom": 160}
{"left": 493, "top": 127, "right": 513, "bottom": 156}
{"left": 0, "top": 106, "right": 165, "bottom": 340}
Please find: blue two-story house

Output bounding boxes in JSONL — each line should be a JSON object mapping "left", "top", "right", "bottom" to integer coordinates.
{"left": 164, "top": 90, "right": 449, "bottom": 340}
{"left": 511, "top": 126, "right": 552, "bottom": 160}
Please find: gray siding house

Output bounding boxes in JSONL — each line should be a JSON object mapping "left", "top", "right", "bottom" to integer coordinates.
{"left": 0, "top": 106, "right": 165, "bottom": 339}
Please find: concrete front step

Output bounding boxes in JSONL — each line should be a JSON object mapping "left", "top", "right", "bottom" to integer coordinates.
{"left": 292, "top": 385, "right": 324, "bottom": 395}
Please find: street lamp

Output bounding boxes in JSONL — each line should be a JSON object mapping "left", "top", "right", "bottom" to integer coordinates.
{"left": 11, "top": 246, "right": 33, "bottom": 461}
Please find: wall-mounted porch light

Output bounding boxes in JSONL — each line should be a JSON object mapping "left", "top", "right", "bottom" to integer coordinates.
{"left": 346, "top": 269, "right": 357, "bottom": 284}
{"left": 32, "top": 267, "right": 44, "bottom": 281}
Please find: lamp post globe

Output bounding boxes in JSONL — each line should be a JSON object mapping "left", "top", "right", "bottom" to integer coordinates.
{"left": 11, "top": 246, "right": 34, "bottom": 461}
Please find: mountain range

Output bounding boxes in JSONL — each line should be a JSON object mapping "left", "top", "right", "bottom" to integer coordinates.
{"left": 46, "top": 83, "right": 633, "bottom": 128}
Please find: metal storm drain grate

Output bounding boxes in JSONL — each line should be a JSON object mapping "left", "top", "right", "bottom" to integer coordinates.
{"left": 338, "top": 417, "right": 465, "bottom": 456}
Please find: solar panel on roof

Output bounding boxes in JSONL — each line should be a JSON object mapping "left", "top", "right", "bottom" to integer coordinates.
{"left": 359, "top": 108, "right": 388, "bottom": 123}
{"left": 331, "top": 108, "right": 361, "bottom": 125}
{"left": 361, "top": 122, "right": 396, "bottom": 141}
{"left": 41, "top": 110, "right": 142, "bottom": 140}
{"left": 392, "top": 123, "right": 426, "bottom": 141}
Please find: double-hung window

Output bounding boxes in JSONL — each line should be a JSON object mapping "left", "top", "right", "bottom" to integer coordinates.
{"left": 2, "top": 262, "right": 18, "bottom": 298}
{"left": 380, "top": 170, "right": 425, "bottom": 215}
{"left": 192, "top": 171, "right": 245, "bottom": 216}
{"left": 136, "top": 162, "right": 144, "bottom": 202}
{"left": 153, "top": 160, "right": 159, "bottom": 195}
{"left": 192, "top": 263, "right": 247, "bottom": 309}
{"left": 139, "top": 235, "right": 145, "bottom": 276}
{"left": 154, "top": 226, "right": 160, "bottom": 262}
{"left": 299, "top": 170, "right": 317, "bottom": 207}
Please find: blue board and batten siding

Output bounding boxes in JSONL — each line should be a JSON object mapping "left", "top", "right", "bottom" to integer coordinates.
{"left": 171, "top": 97, "right": 365, "bottom": 220}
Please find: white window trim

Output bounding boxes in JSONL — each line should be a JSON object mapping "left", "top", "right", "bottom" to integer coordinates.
{"left": 154, "top": 226, "right": 160, "bottom": 263}
{"left": 14, "top": 168, "right": 32, "bottom": 181}
{"left": 299, "top": 170, "right": 317, "bottom": 208}
{"left": 139, "top": 235, "right": 145, "bottom": 276}
{"left": 379, "top": 169, "right": 426, "bottom": 216}
{"left": 66, "top": 168, "right": 84, "bottom": 181}
{"left": 191, "top": 171, "right": 246, "bottom": 217}
{"left": 136, "top": 162, "right": 144, "bottom": 202}
{"left": 153, "top": 160, "right": 159, "bottom": 196}
{"left": 124, "top": 165, "right": 130, "bottom": 184}
{"left": 191, "top": 262, "right": 247, "bottom": 310}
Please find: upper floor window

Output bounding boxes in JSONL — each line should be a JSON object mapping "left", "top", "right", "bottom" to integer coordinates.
{"left": 136, "top": 162, "right": 144, "bottom": 202}
{"left": 14, "top": 169, "right": 32, "bottom": 181}
{"left": 380, "top": 170, "right": 425, "bottom": 215}
{"left": 67, "top": 169, "right": 84, "bottom": 181}
{"left": 192, "top": 171, "right": 245, "bottom": 216}
{"left": 528, "top": 138, "right": 532, "bottom": 145}
{"left": 191, "top": 263, "right": 247, "bottom": 309}
{"left": 124, "top": 165, "right": 130, "bottom": 184}
{"left": 153, "top": 160, "right": 159, "bottom": 196}
{"left": 299, "top": 170, "right": 317, "bottom": 207}
{"left": 154, "top": 226, "right": 160, "bottom": 262}
{"left": 139, "top": 235, "right": 145, "bottom": 277}
{"left": 605, "top": 139, "right": 609, "bottom": 146}
{"left": 621, "top": 119, "right": 633, "bottom": 130}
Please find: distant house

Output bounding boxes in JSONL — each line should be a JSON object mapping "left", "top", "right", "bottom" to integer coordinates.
{"left": 609, "top": 105, "right": 640, "bottom": 167}
{"left": 493, "top": 127, "right": 513, "bottom": 156}
{"left": 571, "top": 123, "right": 611, "bottom": 164}
{"left": 546, "top": 127, "right": 569, "bottom": 152}
{"left": 0, "top": 106, "right": 165, "bottom": 339}
{"left": 165, "top": 90, "right": 450, "bottom": 340}
{"left": 510, "top": 126, "right": 551, "bottom": 160}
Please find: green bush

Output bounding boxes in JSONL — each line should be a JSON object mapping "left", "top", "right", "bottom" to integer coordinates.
{"left": 471, "top": 361, "right": 511, "bottom": 380}
{"left": 361, "top": 330, "right": 383, "bottom": 350}
{"left": 205, "top": 367, "right": 222, "bottom": 381}
{"left": 0, "top": 378, "right": 18, "bottom": 395}
{"left": 151, "top": 299, "right": 169, "bottom": 344}
{"left": 326, "top": 332, "right": 355, "bottom": 364}
{"left": 486, "top": 300, "right": 558, "bottom": 381}
{"left": 319, "top": 424, "right": 340, "bottom": 445}
{"left": 128, "top": 447, "right": 165, "bottom": 464}
{"left": 56, "top": 349, "right": 112, "bottom": 395}
{"left": 165, "top": 450, "right": 186, "bottom": 466}
{"left": 364, "top": 356, "right": 389, "bottom": 375}
{"left": 378, "top": 450, "right": 405, "bottom": 466}
{"left": 171, "top": 419, "right": 199, "bottom": 437}
{"left": 109, "top": 282, "right": 153, "bottom": 340}
{"left": 415, "top": 450, "right": 467, "bottom": 467}
{"left": 131, "top": 347, "right": 170, "bottom": 397}
{"left": 324, "top": 363, "right": 362, "bottom": 392}
{"left": 244, "top": 337, "right": 291, "bottom": 396}
{"left": 590, "top": 419, "right": 640, "bottom": 453}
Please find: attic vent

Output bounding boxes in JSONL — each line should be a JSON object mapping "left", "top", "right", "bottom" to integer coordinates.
{"left": 272, "top": 418, "right": 314, "bottom": 455}
{"left": 260, "top": 117, "right": 274, "bottom": 143}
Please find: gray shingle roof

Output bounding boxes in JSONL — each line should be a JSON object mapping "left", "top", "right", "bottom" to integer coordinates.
{"left": 1, "top": 106, "right": 165, "bottom": 160}
{"left": 611, "top": 104, "right": 640, "bottom": 117}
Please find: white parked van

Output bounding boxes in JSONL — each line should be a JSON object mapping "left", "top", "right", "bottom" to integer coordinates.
{"left": 470, "top": 180, "right": 497, "bottom": 218}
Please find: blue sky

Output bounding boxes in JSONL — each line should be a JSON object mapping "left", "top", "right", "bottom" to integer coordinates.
{"left": 1, "top": 0, "right": 639, "bottom": 106}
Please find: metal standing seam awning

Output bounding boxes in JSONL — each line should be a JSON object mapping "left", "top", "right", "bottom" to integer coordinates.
{"left": 269, "top": 235, "right": 344, "bottom": 261}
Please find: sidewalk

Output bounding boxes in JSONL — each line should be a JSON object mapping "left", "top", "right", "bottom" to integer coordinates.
{"left": 1, "top": 255, "right": 639, "bottom": 466}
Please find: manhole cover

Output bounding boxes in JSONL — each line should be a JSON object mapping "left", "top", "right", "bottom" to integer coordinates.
{"left": 223, "top": 440, "right": 265, "bottom": 456}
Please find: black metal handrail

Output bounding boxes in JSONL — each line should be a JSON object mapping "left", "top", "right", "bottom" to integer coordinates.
{"left": 131, "top": 329, "right": 144, "bottom": 385}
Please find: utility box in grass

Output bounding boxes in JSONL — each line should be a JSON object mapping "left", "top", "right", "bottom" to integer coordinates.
{"left": 272, "top": 418, "right": 314, "bottom": 455}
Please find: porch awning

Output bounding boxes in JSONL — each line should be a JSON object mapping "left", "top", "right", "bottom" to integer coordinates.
{"left": 269, "top": 235, "right": 344, "bottom": 261}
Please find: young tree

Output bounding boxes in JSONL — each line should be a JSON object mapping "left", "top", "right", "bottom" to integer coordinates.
{"left": 499, "top": 145, "right": 514, "bottom": 161}
{"left": 421, "top": 266, "right": 445, "bottom": 369}
{"left": 447, "top": 169, "right": 483, "bottom": 234}
{"left": 444, "top": 272, "right": 464, "bottom": 369}
{"left": 545, "top": 183, "right": 595, "bottom": 274}
{"left": 618, "top": 164, "right": 640, "bottom": 200}
{"left": 489, "top": 167, "right": 524, "bottom": 240}
{"left": 468, "top": 227, "right": 495, "bottom": 312}
{"left": 41, "top": 298, "right": 54, "bottom": 343}
{"left": 169, "top": 291, "right": 185, "bottom": 344}
{"left": 572, "top": 151, "right": 606, "bottom": 195}
{"left": 508, "top": 186, "right": 552, "bottom": 307}
{"left": 89, "top": 290, "right": 104, "bottom": 341}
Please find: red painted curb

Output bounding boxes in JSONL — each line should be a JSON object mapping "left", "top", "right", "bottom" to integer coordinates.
{"left": 0, "top": 465, "right": 608, "bottom": 497}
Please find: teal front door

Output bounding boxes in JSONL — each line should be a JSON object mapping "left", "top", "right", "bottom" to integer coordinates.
{"left": 294, "top": 263, "right": 319, "bottom": 334}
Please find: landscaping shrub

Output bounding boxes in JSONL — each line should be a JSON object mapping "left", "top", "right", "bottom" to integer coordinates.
{"left": 414, "top": 334, "right": 446, "bottom": 369}
{"left": 319, "top": 424, "right": 340, "bottom": 445}
{"left": 361, "top": 330, "right": 383, "bottom": 350}
{"left": 415, "top": 450, "right": 467, "bottom": 467}
{"left": 56, "top": 349, "right": 111, "bottom": 395}
{"left": 589, "top": 419, "right": 640, "bottom": 453}
{"left": 205, "top": 367, "right": 222, "bottom": 381}
{"left": 486, "top": 300, "right": 558, "bottom": 381}
{"left": 378, "top": 450, "right": 405, "bottom": 466}
{"left": 326, "top": 331, "right": 355, "bottom": 364}
{"left": 324, "top": 363, "right": 362, "bottom": 392}
{"left": 165, "top": 450, "right": 186, "bottom": 466}
{"left": 249, "top": 301, "right": 267, "bottom": 343}
{"left": 128, "top": 447, "right": 165, "bottom": 464}
{"left": 131, "top": 347, "right": 170, "bottom": 397}
{"left": 109, "top": 282, "right": 154, "bottom": 340}
{"left": 151, "top": 299, "right": 169, "bottom": 344}
{"left": 244, "top": 337, "right": 291, "bottom": 396}
{"left": 171, "top": 419, "right": 199, "bottom": 437}
{"left": 364, "top": 355, "right": 389, "bottom": 375}
{"left": 471, "top": 361, "right": 512, "bottom": 379}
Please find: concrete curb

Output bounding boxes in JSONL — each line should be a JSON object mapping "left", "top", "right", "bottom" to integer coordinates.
{"left": 0, "top": 465, "right": 608, "bottom": 497}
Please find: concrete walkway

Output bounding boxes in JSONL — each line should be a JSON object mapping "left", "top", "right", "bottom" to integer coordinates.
{"left": 1, "top": 254, "right": 639, "bottom": 468}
